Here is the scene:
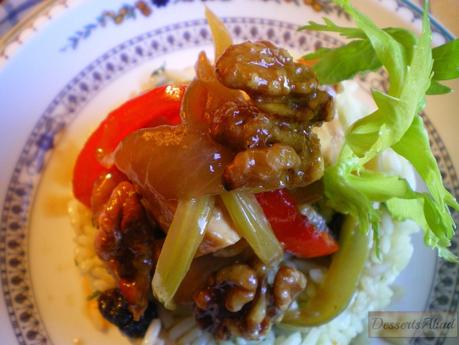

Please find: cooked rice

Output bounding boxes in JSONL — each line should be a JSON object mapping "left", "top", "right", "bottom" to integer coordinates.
{"left": 68, "top": 202, "right": 116, "bottom": 294}
{"left": 69, "top": 80, "right": 420, "bottom": 344}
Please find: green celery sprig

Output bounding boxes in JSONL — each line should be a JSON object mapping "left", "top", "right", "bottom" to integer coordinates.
{"left": 310, "top": 0, "right": 459, "bottom": 261}
{"left": 301, "top": 14, "right": 459, "bottom": 94}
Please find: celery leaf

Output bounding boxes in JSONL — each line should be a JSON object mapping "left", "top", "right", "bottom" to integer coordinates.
{"left": 319, "top": 1, "right": 458, "bottom": 261}
{"left": 432, "top": 39, "right": 459, "bottom": 80}
{"left": 427, "top": 80, "right": 452, "bottom": 95}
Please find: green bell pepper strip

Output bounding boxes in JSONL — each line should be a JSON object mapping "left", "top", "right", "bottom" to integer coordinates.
{"left": 282, "top": 216, "right": 369, "bottom": 326}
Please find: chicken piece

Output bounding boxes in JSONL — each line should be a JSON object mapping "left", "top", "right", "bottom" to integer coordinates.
{"left": 197, "top": 202, "right": 241, "bottom": 256}
{"left": 141, "top": 193, "right": 240, "bottom": 256}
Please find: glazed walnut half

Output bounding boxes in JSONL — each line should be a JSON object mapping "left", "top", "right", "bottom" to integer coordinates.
{"left": 216, "top": 40, "right": 334, "bottom": 121}
{"left": 193, "top": 261, "right": 306, "bottom": 340}
{"left": 92, "top": 173, "right": 160, "bottom": 320}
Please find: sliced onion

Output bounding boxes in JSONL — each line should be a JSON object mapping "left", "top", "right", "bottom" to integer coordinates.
{"left": 114, "top": 125, "right": 234, "bottom": 200}
{"left": 181, "top": 53, "right": 245, "bottom": 127}
{"left": 205, "top": 6, "right": 233, "bottom": 60}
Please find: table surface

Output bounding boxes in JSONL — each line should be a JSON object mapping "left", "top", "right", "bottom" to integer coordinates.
{"left": 429, "top": 0, "right": 459, "bottom": 36}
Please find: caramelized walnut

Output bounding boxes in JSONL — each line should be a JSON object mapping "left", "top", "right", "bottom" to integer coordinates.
{"left": 222, "top": 133, "right": 323, "bottom": 191}
{"left": 91, "top": 170, "right": 126, "bottom": 216}
{"left": 195, "top": 264, "right": 257, "bottom": 314}
{"left": 193, "top": 261, "right": 306, "bottom": 340}
{"left": 94, "top": 181, "right": 158, "bottom": 320}
{"left": 215, "top": 265, "right": 258, "bottom": 312}
{"left": 209, "top": 101, "right": 273, "bottom": 151}
{"left": 273, "top": 266, "right": 307, "bottom": 311}
{"left": 216, "top": 41, "right": 316, "bottom": 97}
{"left": 210, "top": 100, "right": 322, "bottom": 152}
{"left": 253, "top": 91, "right": 334, "bottom": 122}
{"left": 216, "top": 41, "right": 333, "bottom": 121}
{"left": 222, "top": 144, "right": 302, "bottom": 190}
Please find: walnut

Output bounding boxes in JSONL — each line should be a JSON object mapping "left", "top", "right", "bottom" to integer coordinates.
{"left": 193, "top": 261, "right": 307, "bottom": 340}
{"left": 210, "top": 100, "right": 321, "bottom": 152}
{"left": 194, "top": 264, "right": 258, "bottom": 314}
{"left": 215, "top": 265, "right": 258, "bottom": 312}
{"left": 273, "top": 266, "right": 307, "bottom": 311}
{"left": 216, "top": 41, "right": 334, "bottom": 121}
{"left": 216, "top": 41, "right": 316, "bottom": 97}
{"left": 90, "top": 170, "right": 126, "bottom": 216}
{"left": 209, "top": 100, "right": 273, "bottom": 151}
{"left": 94, "top": 181, "right": 158, "bottom": 320}
{"left": 222, "top": 144, "right": 302, "bottom": 190}
{"left": 245, "top": 279, "right": 268, "bottom": 336}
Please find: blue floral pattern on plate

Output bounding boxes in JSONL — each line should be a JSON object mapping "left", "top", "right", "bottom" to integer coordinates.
{"left": 0, "top": 3, "right": 457, "bottom": 345}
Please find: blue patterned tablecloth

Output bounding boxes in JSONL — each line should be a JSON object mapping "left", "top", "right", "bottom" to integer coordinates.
{"left": 0, "top": 0, "right": 44, "bottom": 36}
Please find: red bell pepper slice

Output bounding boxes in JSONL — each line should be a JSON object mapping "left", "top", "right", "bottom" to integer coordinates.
{"left": 256, "top": 189, "right": 339, "bottom": 258}
{"left": 72, "top": 84, "right": 187, "bottom": 207}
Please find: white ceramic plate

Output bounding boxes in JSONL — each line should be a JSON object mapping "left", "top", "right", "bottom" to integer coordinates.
{"left": 0, "top": 1, "right": 458, "bottom": 344}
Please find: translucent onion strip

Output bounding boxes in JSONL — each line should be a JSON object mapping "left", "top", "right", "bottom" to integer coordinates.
{"left": 221, "top": 192, "right": 283, "bottom": 265}
{"left": 205, "top": 6, "right": 233, "bottom": 59}
{"left": 152, "top": 197, "right": 214, "bottom": 309}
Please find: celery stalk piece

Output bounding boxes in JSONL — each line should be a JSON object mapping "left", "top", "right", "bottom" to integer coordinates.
{"left": 221, "top": 192, "right": 283, "bottom": 265}
{"left": 283, "top": 216, "right": 369, "bottom": 326}
{"left": 152, "top": 197, "right": 214, "bottom": 309}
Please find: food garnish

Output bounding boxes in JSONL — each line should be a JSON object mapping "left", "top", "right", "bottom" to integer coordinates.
{"left": 304, "top": 0, "right": 459, "bottom": 261}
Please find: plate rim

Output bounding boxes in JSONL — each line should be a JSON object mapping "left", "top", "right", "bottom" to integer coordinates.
{"left": 0, "top": 0, "right": 456, "bottom": 67}
{"left": 0, "top": 1, "right": 458, "bottom": 345}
